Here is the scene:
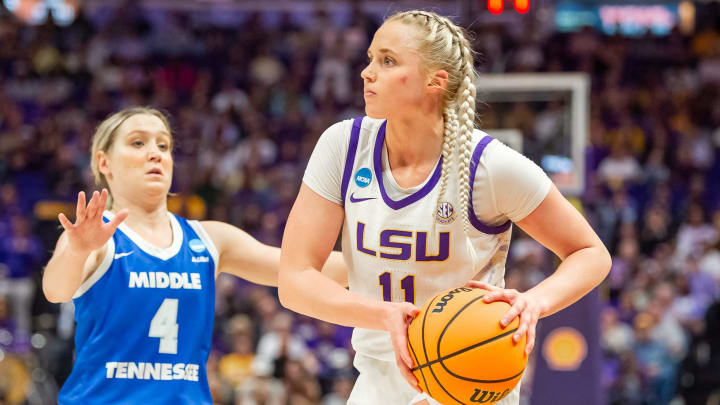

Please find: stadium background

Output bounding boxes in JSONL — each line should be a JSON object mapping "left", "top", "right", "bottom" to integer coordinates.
{"left": 0, "top": 0, "right": 720, "bottom": 404}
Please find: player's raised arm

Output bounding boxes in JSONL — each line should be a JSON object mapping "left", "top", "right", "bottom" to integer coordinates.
{"left": 43, "top": 189, "right": 128, "bottom": 303}
{"left": 200, "top": 220, "right": 349, "bottom": 287}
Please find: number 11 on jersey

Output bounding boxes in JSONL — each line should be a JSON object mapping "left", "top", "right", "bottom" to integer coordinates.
{"left": 378, "top": 272, "right": 415, "bottom": 304}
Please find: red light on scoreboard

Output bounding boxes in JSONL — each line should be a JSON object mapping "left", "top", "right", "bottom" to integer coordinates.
{"left": 514, "top": 0, "right": 530, "bottom": 13}
{"left": 488, "top": 0, "right": 531, "bottom": 14}
{"left": 488, "top": 0, "right": 503, "bottom": 14}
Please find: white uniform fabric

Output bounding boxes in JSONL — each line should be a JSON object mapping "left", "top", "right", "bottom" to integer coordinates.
{"left": 348, "top": 354, "right": 523, "bottom": 405}
{"left": 303, "top": 117, "right": 550, "bottom": 404}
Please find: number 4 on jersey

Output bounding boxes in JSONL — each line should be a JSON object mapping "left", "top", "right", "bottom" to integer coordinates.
{"left": 149, "top": 298, "right": 179, "bottom": 354}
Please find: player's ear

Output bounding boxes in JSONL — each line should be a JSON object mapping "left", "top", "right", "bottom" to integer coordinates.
{"left": 428, "top": 69, "right": 449, "bottom": 95}
{"left": 98, "top": 150, "right": 112, "bottom": 179}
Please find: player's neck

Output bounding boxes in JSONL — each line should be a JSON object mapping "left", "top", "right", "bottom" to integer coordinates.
{"left": 385, "top": 114, "right": 443, "bottom": 168}
{"left": 111, "top": 196, "right": 171, "bottom": 240}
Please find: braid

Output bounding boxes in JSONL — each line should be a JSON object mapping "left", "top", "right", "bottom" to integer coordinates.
{"left": 389, "top": 11, "right": 478, "bottom": 236}
{"left": 434, "top": 107, "right": 458, "bottom": 222}
{"left": 457, "top": 76, "right": 476, "bottom": 235}
{"left": 455, "top": 36, "right": 477, "bottom": 236}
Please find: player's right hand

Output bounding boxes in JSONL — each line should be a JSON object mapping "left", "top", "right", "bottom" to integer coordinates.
{"left": 383, "top": 301, "right": 421, "bottom": 392}
{"left": 58, "top": 189, "right": 128, "bottom": 254}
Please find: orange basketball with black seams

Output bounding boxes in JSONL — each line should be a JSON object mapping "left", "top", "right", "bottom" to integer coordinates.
{"left": 407, "top": 287, "right": 527, "bottom": 404}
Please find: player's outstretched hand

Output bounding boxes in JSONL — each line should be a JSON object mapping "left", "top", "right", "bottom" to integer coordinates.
{"left": 465, "top": 281, "right": 541, "bottom": 355}
{"left": 383, "top": 301, "right": 421, "bottom": 392}
{"left": 58, "top": 189, "right": 128, "bottom": 254}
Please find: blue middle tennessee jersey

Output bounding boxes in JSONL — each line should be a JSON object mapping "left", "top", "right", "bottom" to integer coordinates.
{"left": 59, "top": 211, "right": 218, "bottom": 405}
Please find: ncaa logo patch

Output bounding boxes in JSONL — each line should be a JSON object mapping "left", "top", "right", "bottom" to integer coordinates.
{"left": 354, "top": 168, "right": 372, "bottom": 188}
{"left": 436, "top": 202, "right": 456, "bottom": 224}
{"left": 188, "top": 239, "right": 207, "bottom": 253}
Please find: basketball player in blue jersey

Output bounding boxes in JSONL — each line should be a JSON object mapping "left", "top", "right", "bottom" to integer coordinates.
{"left": 41, "top": 107, "right": 348, "bottom": 404}
{"left": 278, "top": 10, "right": 612, "bottom": 405}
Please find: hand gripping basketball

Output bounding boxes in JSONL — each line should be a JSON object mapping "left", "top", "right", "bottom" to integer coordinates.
{"left": 383, "top": 301, "right": 422, "bottom": 392}
{"left": 58, "top": 189, "right": 128, "bottom": 254}
{"left": 466, "top": 281, "right": 542, "bottom": 355}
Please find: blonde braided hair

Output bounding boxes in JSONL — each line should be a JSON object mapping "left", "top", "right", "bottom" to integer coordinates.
{"left": 387, "top": 11, "right": 478, "bottom": 235}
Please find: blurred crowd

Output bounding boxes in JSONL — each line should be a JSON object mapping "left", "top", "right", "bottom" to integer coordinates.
{"left": 0, "top": 1, "right": 719, "bottom": 404}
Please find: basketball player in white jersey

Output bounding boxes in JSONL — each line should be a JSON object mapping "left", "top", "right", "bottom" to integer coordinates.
{"left": 279, "top": 11, "right": 611, "bottom": 405}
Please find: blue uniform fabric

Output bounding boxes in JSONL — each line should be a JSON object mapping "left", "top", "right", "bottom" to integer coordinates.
{"left": 59, "top": 214, "right": 216, "bottom": 405}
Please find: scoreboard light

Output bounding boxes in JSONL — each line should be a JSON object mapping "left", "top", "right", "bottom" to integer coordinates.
{"left": 488, "top": 0, "right": 531, "bottom": 14}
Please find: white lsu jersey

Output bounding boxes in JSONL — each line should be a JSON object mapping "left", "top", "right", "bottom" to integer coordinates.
{"left": 303, "top": 116, "right": 551, "bottom": 361}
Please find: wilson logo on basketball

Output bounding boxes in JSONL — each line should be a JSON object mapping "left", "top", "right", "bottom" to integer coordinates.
{"left": 469, "top": 388, "right": 511, "bottom": 403}
{"left": 432, "top": 287, "right": 473, "bottom": 313}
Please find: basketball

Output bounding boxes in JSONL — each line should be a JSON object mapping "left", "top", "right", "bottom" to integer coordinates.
{"left": 407, "top": 287, "right": 527, "bottom": 404}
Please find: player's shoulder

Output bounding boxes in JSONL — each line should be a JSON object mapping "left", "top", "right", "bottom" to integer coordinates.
{"left": 470, "top": 129, "right": 515, "bottom": 158}
{"left": 470, "top": 129, "right": 499, "bottom": 158}
{"left": 316, "top": 119, "right": 353, "bottom": 148}
{"left": 319, "top": 116, "right": 385, "bottom": 150}
{"left": 357, "top": 116, "right": 385, "bottom": 132}
{"left": 469, "top": 129, "right": 527, "bottom": 180}
{"left": 471, "top": 128, "right": 491, "bottom": 146}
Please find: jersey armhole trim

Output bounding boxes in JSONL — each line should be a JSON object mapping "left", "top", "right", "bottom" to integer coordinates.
{"left": 340, "top": 117, "right": 363, "bottom": 205}
{"left": 468, "top": 136, "right": 512, "bottom": 234}
{"left": 73, "top": 237, "right": 115, "bottom": 299}
{"left": 188, "top": 220, "right": 221, "bottom": 278}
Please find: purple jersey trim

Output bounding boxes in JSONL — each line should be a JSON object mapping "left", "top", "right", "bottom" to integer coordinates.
{"left": 340, "top": 117, "right": 363, "bottom": 205}
{"left": 468, "top": 135, "right": 512, "bottom": 234}
{"left": 373, "top": 120, "right": 442, "bottom": 210}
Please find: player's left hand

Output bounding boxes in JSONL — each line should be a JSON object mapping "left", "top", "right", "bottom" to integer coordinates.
{"left": 383, "top": 301, "right": 421, "bottom": 393}
{"left": 465, "top": 281, "right": 541, "bottom": 355}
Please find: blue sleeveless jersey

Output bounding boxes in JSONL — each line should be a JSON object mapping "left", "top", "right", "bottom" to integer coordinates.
{"left": 59, "top": 212, "right": 217, "bottom": 405}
